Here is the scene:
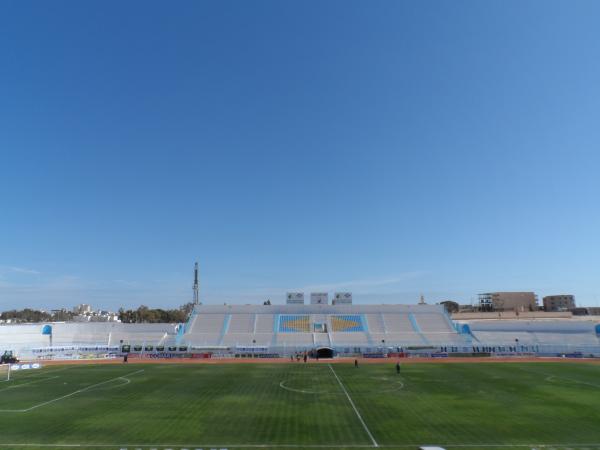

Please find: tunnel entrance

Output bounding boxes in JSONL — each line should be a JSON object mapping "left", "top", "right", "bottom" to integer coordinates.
{"left": 316, "top": 347, "right": 334, "bottom": 359}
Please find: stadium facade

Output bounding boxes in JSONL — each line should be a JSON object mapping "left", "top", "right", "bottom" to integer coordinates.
{"left": 1, "top": 302, "right": 600, "bottom": 360}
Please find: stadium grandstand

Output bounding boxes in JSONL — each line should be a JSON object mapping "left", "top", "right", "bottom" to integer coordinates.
{"left": 1, "top": 302, "right": 600, "bottom": 360}
{"left": 180, "top": 303, "right": 470, "bottom": 352}
{"left": 464, "top": 318, "right": 600, "bottom": 355}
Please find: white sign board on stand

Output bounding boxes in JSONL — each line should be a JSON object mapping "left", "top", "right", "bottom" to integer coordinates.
{"left": 310, "top": 292, "right": 328, "bottom": 304}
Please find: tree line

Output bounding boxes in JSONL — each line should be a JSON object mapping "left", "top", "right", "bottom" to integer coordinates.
{"left": 0, "top": 303, "right": 195, "bottom": 324}
{"left": 117, "top": 303, "right": 195, "bottom": 323}
{"left": 0, "top": 308, "right": 76, "bottom": 323}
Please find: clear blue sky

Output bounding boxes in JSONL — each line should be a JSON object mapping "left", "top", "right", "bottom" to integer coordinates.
{"left": 2, "top": 1, "right": 600, "bottom": 311}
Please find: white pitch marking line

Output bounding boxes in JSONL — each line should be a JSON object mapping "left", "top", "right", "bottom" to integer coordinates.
{"left": 279, "top": 378, "right": 405, "bottom": 396}
{"left": 0, "top": 369, "right": 144, "bottom": 413}
{"left": 0, "top": 376, "right": 60, "bottom": 393}
{"left": 100, "top": 376, "right": 132, "bottom": 391}
{"left": 0, "top": 365, "right": 75, "bottom": 383}
{"left": 519, "top": 367, "right": 600, "bottom": 389}
{"left": 328, "top": 364, "right": 378, "bottom": 448}
{"left": 279, "top": 380, "right": 329, "bottom": 395}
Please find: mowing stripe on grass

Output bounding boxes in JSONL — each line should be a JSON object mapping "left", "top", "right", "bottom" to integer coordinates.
{"left": 0, "top": 376, "right": 60, "bottom": 392}
{"left": 519, "top": 367, "right": 600, "bottom": 389}
{"left": 0, "top": 369, "right": 144, "bottom": 413}
{"left": 0, "top": 445, "right": 377, "bottom": 448}
{"left": 2, "top": 444, "right": 600, "bottom": 448}
{"left": 328, "top": 364, "right": 378, "bottom": 448}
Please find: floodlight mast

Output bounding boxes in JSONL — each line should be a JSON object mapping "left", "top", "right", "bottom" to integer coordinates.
{"left": 193, "top": 262, "right": 199, "bottom": 305}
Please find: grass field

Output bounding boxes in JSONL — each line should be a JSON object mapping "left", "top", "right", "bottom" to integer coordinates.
{"left": 0, "top": 361, "right": 599, "bottom": 450}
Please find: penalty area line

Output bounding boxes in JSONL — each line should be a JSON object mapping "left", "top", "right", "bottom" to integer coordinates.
{"left": 0, "top": 376, "right": 60, "bottom": 393}
{"left": 0, "top": 369, "right": 144, "bottom": 413}
{"left": 328, "top": 364, "right": 378, "bottom": 448}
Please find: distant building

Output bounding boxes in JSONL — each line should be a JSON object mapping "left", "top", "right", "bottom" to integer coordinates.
{"left": 72, "top": 305, "right": 120, "bottom": 323}
{"left": 458, "top": 304, "right": 477, "bottom": 312}
{"left": 572, "top": 306, "right": 600, "bottom": 316}
{"left": 73, "top": 304, "right": 92, "bottom": 314}
{"left": 478, "top": 292, "right": 537, "bottom": 312}
{"left": 586, "top": 307, "right": 600, "bottom": 316}
{"left": 543, "top": 295, "right": 575, "bottom": 312}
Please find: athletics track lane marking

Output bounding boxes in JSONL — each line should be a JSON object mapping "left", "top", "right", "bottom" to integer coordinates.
{"left": 328, "top": 363, "right": 379, "bottom": 448}
{"left": 0, "top": 368, "right": 144, "bottom": 413}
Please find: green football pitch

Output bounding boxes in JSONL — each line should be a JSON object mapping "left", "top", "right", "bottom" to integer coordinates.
{"left": 0, "top": 362, "right": 599, "bottom": 450}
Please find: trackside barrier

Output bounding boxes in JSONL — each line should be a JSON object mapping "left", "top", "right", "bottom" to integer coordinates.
{"left": 190, "top": 353, "right": 212, "bottom": 359}
{"left": 12, "top": 338, "right": 600, "bottom": 361}
{"left": 10, "top": 363, "right": 42, "bottom": 370}
{"left": 235, "top": 353, "right": 280, "bottom": 358}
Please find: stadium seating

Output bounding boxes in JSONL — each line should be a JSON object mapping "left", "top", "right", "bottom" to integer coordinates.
{"left": 279, "top": 315, "right": 310, "bottom": 332}
{"left": 0, "top": 324, "right": 48, "bottom": 352}
{"left": 222, "top": 333, "right": 271, "bottom": 346}
{"left": 411, "top": 313, "right": 469, "bottom": 346}
{"left": 107, "top": 323, "right": 174, "bottom": 346}
{"left": 178, "top": 305, "right": 470, "bottom": 351}
{"left": 365, "top": 314, "right": 386, "bottom": 333}
{"left": 330, "top": 332, "right": 369, "bottom": 345}
{"left": 415, "top": 313, "right": 454, "bottom": 332}
{"left": 530, "top": 332, "right": 598, "bottom": 346}
{"left": 330, "top": 315, "right": 364, "bottom": 332}
{"left": 276, "top": 333, "right": 314, "bottom": 346}
{"left": 227, "top": 314, "right": 255, "bottom": 333}
{"left": 470, "top": 331, "right": 536, "bottom": 345}
{"left": 6, "top": 303, "right": 597, "bottom": 358}
{"left": 370, "top": 332, "right": 425, "bottom": 346}
{"left": 188, "top": 314, "right": 226, "bottom": 334}
{"left": 467, "top": 319, "right": 600, "bottom": 352}
{"left": 382, "top": 314, "right": 414, "bottom": 332}
{"left": 313, "top": 333, "right": 331, "bottom": 347}
{"left": 422, "top": 332, "right": 468, "bottom": 345}
{"left": 255, "top": 314, "right": 274, "bottom": 333}
{"left": 0, "top": 322, "right": 178, "bottom": 359}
